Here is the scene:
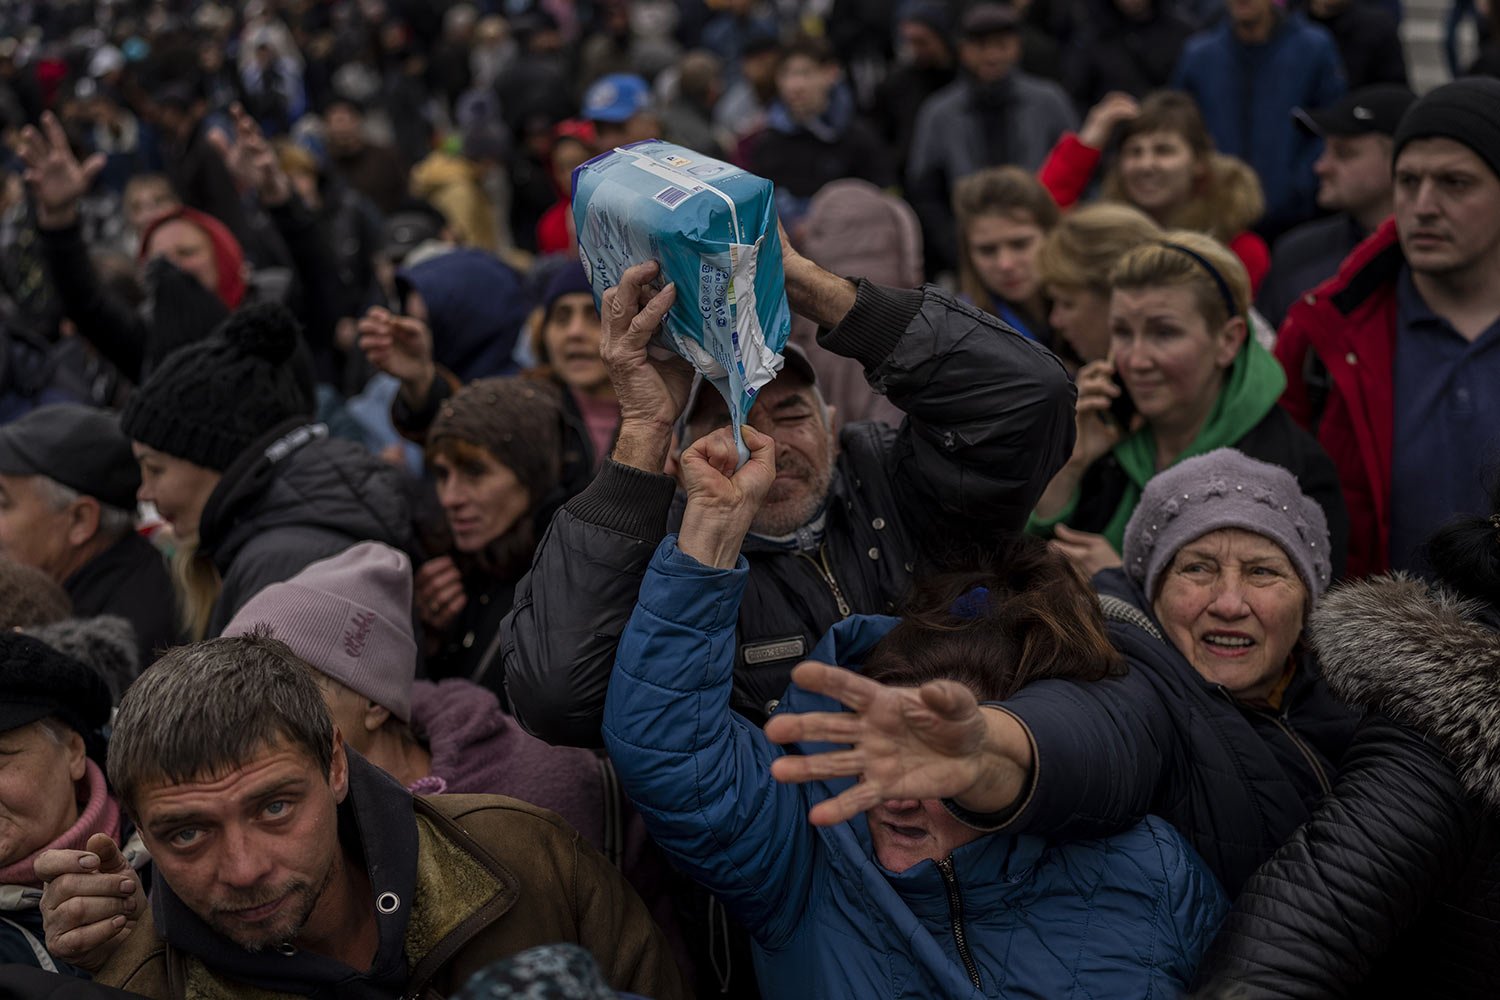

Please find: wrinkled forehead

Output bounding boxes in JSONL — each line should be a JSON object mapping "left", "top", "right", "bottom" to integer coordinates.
{"left": 685, "top": 369, "right": 819, "bottom": 432}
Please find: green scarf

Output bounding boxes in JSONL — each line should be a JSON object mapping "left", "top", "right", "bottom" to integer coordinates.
{"left": 1097, "top": 337, "right": 1287, "bottom": 551}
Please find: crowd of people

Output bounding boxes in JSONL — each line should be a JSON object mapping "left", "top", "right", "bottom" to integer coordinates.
{"left": 0, "top": 0, "right": 1498, "bottom": 997}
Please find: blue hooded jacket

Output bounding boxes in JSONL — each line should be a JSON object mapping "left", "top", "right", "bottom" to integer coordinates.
{"left": 604, "top": 538, "right": 1227, "bottom": 999}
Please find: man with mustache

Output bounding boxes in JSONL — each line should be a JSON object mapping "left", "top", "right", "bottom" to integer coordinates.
{"left": 34, "top": 632, "right": 684, "bottom": 999}
{"left": 504, "top": 236, "right": 1077, "bottom": 747}
{"left": 1276, "top": 78, "right": 1500, "bottom": 577}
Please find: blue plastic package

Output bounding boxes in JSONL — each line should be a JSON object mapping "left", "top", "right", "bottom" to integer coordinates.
{"left": 572, "top": 140, "right": 792, "bottom": 463}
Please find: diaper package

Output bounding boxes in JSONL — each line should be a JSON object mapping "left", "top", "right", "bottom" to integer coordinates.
{"left": 572, "top": 140, "right": 791, "bottom": 463}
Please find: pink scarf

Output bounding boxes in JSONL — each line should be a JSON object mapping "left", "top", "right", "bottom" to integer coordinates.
{"left": 0, "top": 760, "right": 123, "bottom": 887}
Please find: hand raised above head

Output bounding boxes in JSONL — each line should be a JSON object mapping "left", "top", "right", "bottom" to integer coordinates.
{"left": 599, "top": 261, "right": 694, "bottom": 431}
{"left": 676, "top": 424, "right": 776, "bottom": 569}
{"left": 17, "top": 112, "right": 106, "bottom": 228}
{"left": 207, "top": 103, "right": 293, "bottom": 206}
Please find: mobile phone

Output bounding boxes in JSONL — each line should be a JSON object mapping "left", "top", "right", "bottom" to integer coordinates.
{"left": 1106, "top": 371, "right": 1137, "bottom": 429}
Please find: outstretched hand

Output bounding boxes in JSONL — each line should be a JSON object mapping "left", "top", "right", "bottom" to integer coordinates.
{"left": 676, "top": 424, "right": 776, "bottom": 569}
{"left": 357, "top": 305, "right": 436, "bottom": 399}
{"left": 765, "top": 662, "right": 1032, "bottom": 827}
{"left": 17, "top": 112, "right": 106, "bottom": 228}
{"left": 208, "top": 103, "right": 293, "bottom": 206}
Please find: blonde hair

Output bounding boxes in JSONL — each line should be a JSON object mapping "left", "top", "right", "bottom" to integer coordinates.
{"left": 1108, "top": 229, "right": 1250, "bottom": 330}
{"left": 172, "top": 541, "right": 222, "bottom": 642}
{"left": 953, "top": 167, "right": 1060, "bottom": 306}
{"left": 1037, "top": 203, "right": 1161, "bottom": 294}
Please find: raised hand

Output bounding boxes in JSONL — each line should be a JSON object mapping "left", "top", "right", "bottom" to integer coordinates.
{"left": 37, "top": 833, "right": 146, "bottom": 973}
{"left": 764, "top": 662, "right": 1029, "bottom": 827}
{"left": 1071, "top": 359, "right": 1126, "bottom": 468}
{"left": 357, "top": 306, "right": 436, "bottom": 398}
{"left": 207, "top": 103, "right": 292, "bottom": 205}
{"left": 599, "top": 261, "right": 694, "bottom": 471}
{"left": 415, "top": 555, "right": 467, "bottom": 633}
{"left": 17, "top": 112, "right": 106, "bottom": 228}
{"left": 677, "top": 424, "right": 776, "bottom": 569}
{"left": 1078, "top": 92, "right": 1141, "bottom": 150}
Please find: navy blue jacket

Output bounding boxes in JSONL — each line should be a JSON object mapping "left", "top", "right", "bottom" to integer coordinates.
{"left": 604, "top": 540, "right": 1227, "bottom": 999}
{"left": 985, "top": 569, "right": 1359, "bottom": 896}
{"left": 1172, "top": 13, "right": 1345, "bottom": 234}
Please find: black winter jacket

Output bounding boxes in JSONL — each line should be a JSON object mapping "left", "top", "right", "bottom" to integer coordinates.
{"left": 199, "top": 419, "right": 416, "bottom": 636}
{"left": 503, "top": 280, "right": 1077, "bottom": 747}
{"left": 1062, "top": 403, "right": 1351, "bottom": 580}
{"left": 967, "top": 569, "right": 1359, "bottom": 896}
{"left": 1193, "top": 574, "right": 1500, "bottom": 998}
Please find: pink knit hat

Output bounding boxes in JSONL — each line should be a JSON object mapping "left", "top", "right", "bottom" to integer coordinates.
{"left": 223, "top": 542, "right": 418, "bottom": 722}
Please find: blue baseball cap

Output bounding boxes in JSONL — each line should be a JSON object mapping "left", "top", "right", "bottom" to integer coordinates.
{"left": 582, "top": 73, "right": 651, "bottom": 124}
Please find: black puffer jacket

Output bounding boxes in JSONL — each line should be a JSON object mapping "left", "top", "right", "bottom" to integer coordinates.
{"left": 968, "top": 569, "right": 1360, "bottom": 897}
{"left": 199, "top": 419, "right": 416, "bottom": 636}
{"left": 503, "top": 280, "right": 1078, "bottom": 747}
{"left": 1193, "top": 574, "right": 1500, "bottom": 998}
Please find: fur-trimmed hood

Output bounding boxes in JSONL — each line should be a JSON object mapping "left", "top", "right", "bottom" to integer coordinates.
{"left": 1309, "top": 573, "right": 1500, "bottom": 811}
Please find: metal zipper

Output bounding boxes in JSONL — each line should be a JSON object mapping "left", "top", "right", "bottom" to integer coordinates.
{"left": 935, "top": 856, "right": 981, "bottom": 991}
{"left": 799, "top": 543, "right": 851, "bottom": 617}
{"left": 1218, "top": 687, "right": 1333, "bottom": 796}
{"left": 1267, "top": 711, "right": 1332, "bottom": 795}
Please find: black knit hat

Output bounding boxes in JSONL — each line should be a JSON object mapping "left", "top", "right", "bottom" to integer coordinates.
{"left": 0, "top": 632, "right": 111, "bottom": 738}
{"left": 1392, "top": 77, "right": 1500, "bottom": 182}
{"left": 121, "top": 303, "right": 313, "bottom": 472}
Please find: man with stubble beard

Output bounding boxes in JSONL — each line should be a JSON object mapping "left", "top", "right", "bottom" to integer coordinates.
{"left": 503, "top": 235, "right": 1077, "bottom": 747}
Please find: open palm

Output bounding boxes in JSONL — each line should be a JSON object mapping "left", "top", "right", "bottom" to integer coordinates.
{"left": 765, "top": 662, "right": 991, "bottom": 826}
{"left": 17, "top": 112, "right": 105, "bottom": 226}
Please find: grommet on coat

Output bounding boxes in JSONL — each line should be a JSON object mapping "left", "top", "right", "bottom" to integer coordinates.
{"left": 1345, "top": 352, "right": 1357, "bottom": 365}
{"left": 872, "top": 517, "right": 886, "bottom": 530}
{"left": 867, "top": 547, "right": 880, "bottom": 560}
{"left": 377, "top": 891, "right": 401, "bottom": 914}
{"left": 276, "top": 943, "right": 297, "bottom": 956}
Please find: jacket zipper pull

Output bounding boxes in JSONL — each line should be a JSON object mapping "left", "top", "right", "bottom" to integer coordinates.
{"left": 817, "top": 545, "right": 852, "bottom": 618}
{"left": 935, "top": 856, "right": 982, "bottom": 991}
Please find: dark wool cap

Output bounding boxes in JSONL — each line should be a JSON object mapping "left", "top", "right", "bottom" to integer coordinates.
{"left": 0, "top": 404, "right": 141, "bottom": 511}
{"left": 121, "top": 303, "right": 313, "bottom": 472}
{"left": 1392, "top": 77, "right": 1500, "bottom": 182}
{"left": 0, "top": 632, "right": 111, "bottom": 738}
{"left": 428, "top": 377, "right": 564, "bottom": 499}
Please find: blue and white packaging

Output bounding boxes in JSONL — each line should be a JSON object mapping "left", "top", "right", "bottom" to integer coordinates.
{"left": 572, "top": 140, "right": 791, "bottom": 463}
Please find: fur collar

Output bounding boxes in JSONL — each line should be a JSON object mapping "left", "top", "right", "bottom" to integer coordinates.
{"left": 1309, "top": 573, "right": 1500, "bottom": 811}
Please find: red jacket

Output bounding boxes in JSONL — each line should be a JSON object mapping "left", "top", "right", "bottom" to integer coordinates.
{"left": 1036, "top": 133, "right": 1271, "bottom": 295}
{"left": 1274, "top": 218, "right": 1403, "bottom": 578}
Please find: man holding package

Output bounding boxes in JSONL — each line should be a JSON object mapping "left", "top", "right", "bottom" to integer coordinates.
{"left": 504, "top": 234, "right": 1077, "bottom": 746}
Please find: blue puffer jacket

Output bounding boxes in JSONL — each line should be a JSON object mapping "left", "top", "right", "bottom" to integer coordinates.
{"left": 1171, "top": 13, "right": 1344, "bottom": 234}
{"left": 604, "top": 539, "right": 1227, "bottom": 999}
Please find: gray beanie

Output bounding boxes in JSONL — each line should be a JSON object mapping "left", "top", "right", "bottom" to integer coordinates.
{"left": 223, "top": 542, "right": 418, "bottom": 722}
{"left": 1123, "top": 449, "right": 1332, "bottom": 602}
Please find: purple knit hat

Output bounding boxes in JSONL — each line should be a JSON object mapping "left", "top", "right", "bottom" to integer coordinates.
{"left": 223, "top": 542, "right": 418, "bottom": 722}
{"left": 1123, "top": 448, "right": 1332, "bottom": 602}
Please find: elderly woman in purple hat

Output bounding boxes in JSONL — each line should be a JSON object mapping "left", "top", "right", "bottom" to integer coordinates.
{"left": 770, "top": 447, "right": 1359, "bottom": 900}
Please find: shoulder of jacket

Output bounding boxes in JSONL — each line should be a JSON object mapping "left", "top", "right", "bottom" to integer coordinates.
{"left": 418, "top": 793, "right": 581, "bottom": 845}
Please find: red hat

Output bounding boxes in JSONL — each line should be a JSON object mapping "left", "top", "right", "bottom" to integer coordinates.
{"left": 139, "top": 206, "right": 248, "bottom": 310}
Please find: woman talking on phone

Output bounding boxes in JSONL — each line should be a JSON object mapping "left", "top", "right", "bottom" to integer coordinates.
{"left": 1029, "top": 231, "right": 1348, "bottom": 579}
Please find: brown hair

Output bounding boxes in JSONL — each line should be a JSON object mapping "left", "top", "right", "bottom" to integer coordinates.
{"left": 108, "top": 628, "right": 333, "bottom": 816}
{"left": 1109, "top": 229, "right": 1251, "bottom": 330}
{"left": 863, "top": 534, "right": 1121, "bottom": 700}
{"left": 1099, "top": 91, "right": 1265, "bottom": 241}
{"left": 952, "top": 166, "right": 1061, "bottom": 306}
{"left": 1037, "top": 202, "right": 1161, "bottom": 294}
